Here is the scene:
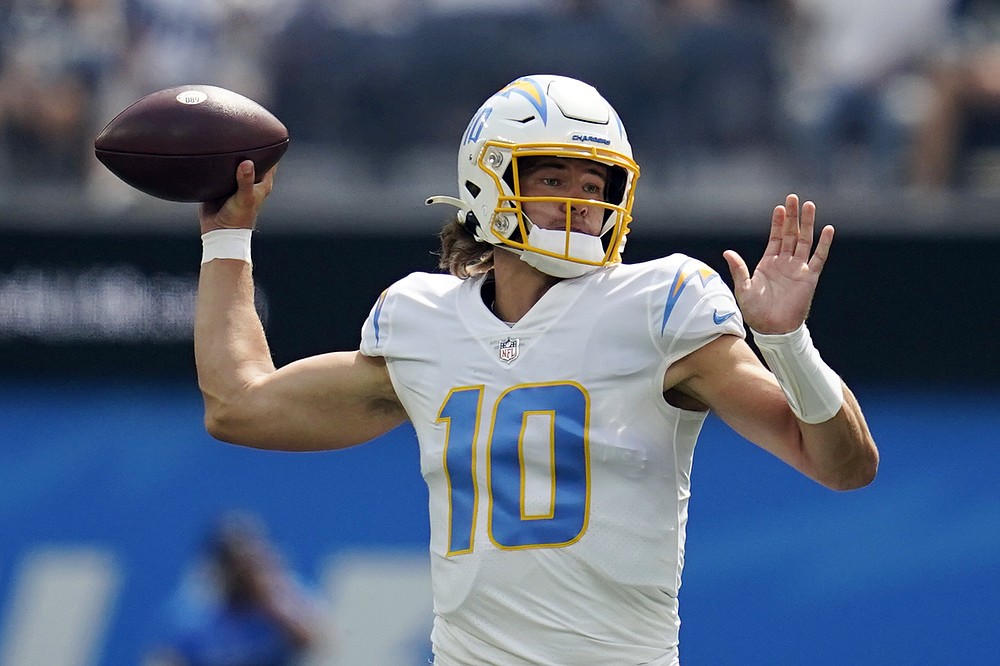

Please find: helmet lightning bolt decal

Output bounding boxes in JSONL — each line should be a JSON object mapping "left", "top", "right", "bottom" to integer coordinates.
{"left": 660, "top": 259, "right": 720, "bottom": 335}
{"left": 496, "top": 78, "right": 548, "bottom": 124}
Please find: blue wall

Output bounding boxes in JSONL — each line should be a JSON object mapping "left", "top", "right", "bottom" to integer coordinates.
{"left": 681, "top": 386, "right": 1000, "bottom": 664}
{"left": 2, "top": 381, "right": 997, "bottom": 664}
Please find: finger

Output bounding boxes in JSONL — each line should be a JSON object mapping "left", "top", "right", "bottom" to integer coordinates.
{"left": 779, "top": 193, "right": 799, "bottom": 255}
{"left": 763, "top": 204, "right": 785, "bottom": 258}
{"left": 807, "top": 224, "right": 835, "bottom": 274}
{"left": 256, "top": 164, "right": 277, "bottom": 199}
{"left": 200, "top": 162, "right": 259, "bottom": 231}
{"left": 238, "top": 159, "right": 256, "bottom": 182}
{"left": 794, "top": 200, "right": 816, "bottom": 262}
{"left": 234, "top": 160, "right": 257, "bottom": 204}
{"left": 723, "top": 249, "right": 751, "bottom": 296}
{"left": 207, "top": 162, "right": 254, "bottom": 211}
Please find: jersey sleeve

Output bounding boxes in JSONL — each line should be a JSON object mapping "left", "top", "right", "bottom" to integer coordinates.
{"left": 360, "top": 287, "right": 391, "bottom": 358}
{"left": 360, "top": 272, "right": 458, "bottom": 359}
{"left": 651, "top": 255, "right": 745, "bottom": 366}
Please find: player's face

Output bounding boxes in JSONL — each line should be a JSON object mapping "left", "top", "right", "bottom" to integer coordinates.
{"left": 517, "top": 157, "right": 608, "bottom": 236}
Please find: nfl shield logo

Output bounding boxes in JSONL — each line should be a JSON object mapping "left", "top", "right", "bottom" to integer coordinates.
{"left": 498, "top": 337, "right": 519, "bottom": 363}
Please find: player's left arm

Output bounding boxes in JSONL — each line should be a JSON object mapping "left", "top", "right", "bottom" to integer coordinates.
{"left": 667, "top": 194, "right": 878, "bottom": 490}
{"left": 667, "top": 334, "right": 877, "bottom": 490}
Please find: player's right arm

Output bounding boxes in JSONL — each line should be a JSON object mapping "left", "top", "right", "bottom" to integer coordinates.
{"left": 194, "top": 161, "right": 407, "bottom": 451}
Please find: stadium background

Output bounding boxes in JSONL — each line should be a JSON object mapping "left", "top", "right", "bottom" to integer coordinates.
{"left": 3, "top": 218, "right": 998, "bottom": 665}
{"left": 2, "top": 0, "right": 1000, "bottom": 664}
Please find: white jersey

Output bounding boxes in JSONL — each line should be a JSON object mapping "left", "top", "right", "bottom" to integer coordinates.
{"left": 360, "top": 254, "right": 744, "bottom": 666}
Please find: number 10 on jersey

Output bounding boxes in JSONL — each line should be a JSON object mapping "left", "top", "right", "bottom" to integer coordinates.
{"left": 436, "top": 382, "right": 592, "bottom": 555}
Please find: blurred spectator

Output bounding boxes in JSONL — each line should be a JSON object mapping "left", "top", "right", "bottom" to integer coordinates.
{"left": 631, "top": 0, "right": 783, "bottom": 178}
{"left": 12, "top": 0, "right": 977, "bottom": 198}
{"left": 518, "top": 0, "right": 643, "bottom": 129}
{"left": 268, "top": 0, "right": 420, "bottom": 176}
{"left": 268, "top": 0, "right": 643, "bottom": 178}
{"left": 113, "top": 0, "right": 291, "bottom": 102}
{"left": 86, "top": 0, "right": 293, "bottom": 205}
{"left": 0, "top": 0, "right": 126, "bottom": 184}
{"left": 910, "top": 0, "right": 1000, "bottom": 191}
{"left": 392, "top": 0, "right": 636, "bottom": 161}
{"left": 143, "top": 511, "right": 330, "bottom": 666}
{"left": 779, "top": 0, "right": 954, "bottom": 188}
{"left": 324, "top": 0, "right": 425, "bottom": 34}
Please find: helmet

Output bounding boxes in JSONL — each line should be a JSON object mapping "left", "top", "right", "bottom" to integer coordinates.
{"left": 427, "top": 75, "right": 640, "bottom": 278}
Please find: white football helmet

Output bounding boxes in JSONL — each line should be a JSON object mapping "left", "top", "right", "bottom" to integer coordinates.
{"left": 427, "top": 74, "right": 640, "bottom": 278}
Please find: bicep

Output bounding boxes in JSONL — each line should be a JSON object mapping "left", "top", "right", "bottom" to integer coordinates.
{"left": 207, "top": 350, "right": 407, "bottom": 451}
{"left": 666, "top": 335, "right": 807, "bottom": 472}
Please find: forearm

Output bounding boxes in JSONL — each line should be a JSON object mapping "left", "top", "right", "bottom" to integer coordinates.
{"left": 797, "top": 384, "right": 879, "bottom": 490}
{"left": 751, "top": 325, "right": 878, "bottom": 490}
{"left": 194, "top": 258, "right": 275, "bottom": 430}
{"left": 189, "top": 163, "right": 406, "bottom": 450}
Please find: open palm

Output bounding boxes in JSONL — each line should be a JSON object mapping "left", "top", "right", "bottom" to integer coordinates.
{"left": 723, "top": 194, "right": 834, "bottom": 334}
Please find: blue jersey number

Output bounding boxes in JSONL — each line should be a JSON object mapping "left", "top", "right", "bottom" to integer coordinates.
{"left": 437, "top": 382, "right": 591, "bottom": 555}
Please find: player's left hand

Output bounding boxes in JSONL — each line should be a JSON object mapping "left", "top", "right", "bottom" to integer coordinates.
{"left": 723, "top": 194, "right": 834, "bottom": 334}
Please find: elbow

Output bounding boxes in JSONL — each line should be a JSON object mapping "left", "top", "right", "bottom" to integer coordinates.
{"left": 822, "top": 443, "right": 880, "bottom": 491}
{"left": 202, "top": 393, "right": 258, "bottom": 446}
{"left": 204, "top": 409, "right": 234, "bottom": 443}
{"left": 204, "top": 404, "right": 242, "bottom": 444}
{"left": 826, "top": 464, "right": 877, "bottom": 491}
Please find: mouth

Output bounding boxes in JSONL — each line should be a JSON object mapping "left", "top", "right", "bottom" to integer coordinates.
{"left": 533, "top": 217, "right": 593, "bottom": 235}
{"left": 523, "top": 210, "right": 599, "bottom": 236}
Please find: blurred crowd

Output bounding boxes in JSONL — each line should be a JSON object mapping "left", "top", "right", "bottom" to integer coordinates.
{"left": 3, "top": 0, "right": 1000, "bottom": 205}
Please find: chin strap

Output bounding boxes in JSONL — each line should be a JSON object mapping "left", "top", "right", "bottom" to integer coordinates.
{"left": 519, "top": 226, "right": 605, "bottom": 279}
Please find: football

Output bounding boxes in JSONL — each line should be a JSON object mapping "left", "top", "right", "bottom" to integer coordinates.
{"left": 94, "top": 85, "right": 289, "bottom": 202}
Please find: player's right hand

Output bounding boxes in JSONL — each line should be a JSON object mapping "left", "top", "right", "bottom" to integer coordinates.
{"left": 722, "top": 193, "right": 831, "bottom": 335}
{"left": 199, "top": 160, "right": 276, "bottom": 234}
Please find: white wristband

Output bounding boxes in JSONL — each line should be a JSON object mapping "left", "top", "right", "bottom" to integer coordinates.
{"left": 201, "top": 228, "right": 252, "bottom": 265}
{"left": 751, "top": 323, "right": 844, "bottom": 424}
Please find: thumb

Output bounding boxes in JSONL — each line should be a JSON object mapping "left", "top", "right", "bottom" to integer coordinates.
{"left": 723, "top": 249, "right": 750, "bottom": 294}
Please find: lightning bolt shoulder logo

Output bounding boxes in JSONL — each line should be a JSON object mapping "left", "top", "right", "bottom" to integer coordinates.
{"left": 660, "top": 259, "right": 720, "bottom": 335}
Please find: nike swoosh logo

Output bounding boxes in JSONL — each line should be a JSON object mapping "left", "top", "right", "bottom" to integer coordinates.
{"left": 713, "top": 309, "right": 736, "bottom": 325}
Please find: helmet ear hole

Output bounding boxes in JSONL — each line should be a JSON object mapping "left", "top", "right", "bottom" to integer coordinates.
{"left": 463, "top": 211, "right": 479, "bottom": 236}
{"left": 464, "top": 181, "right": 481, "bottom": 198}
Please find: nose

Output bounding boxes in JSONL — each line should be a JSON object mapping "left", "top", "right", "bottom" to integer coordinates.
{"left": 558, "top": 200, "right": 598, "bottom": 234}
{"left": 559, "top": 200, "right": 589, "bottom": 217}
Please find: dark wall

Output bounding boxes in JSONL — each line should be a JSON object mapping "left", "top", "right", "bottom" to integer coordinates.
{"left": 1, "top": 226, "right": 996, "bottom": 384}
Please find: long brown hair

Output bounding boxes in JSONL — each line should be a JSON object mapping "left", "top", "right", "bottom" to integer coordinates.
{"left": 437, "top": 218, "right": 494, "bottom": 278}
